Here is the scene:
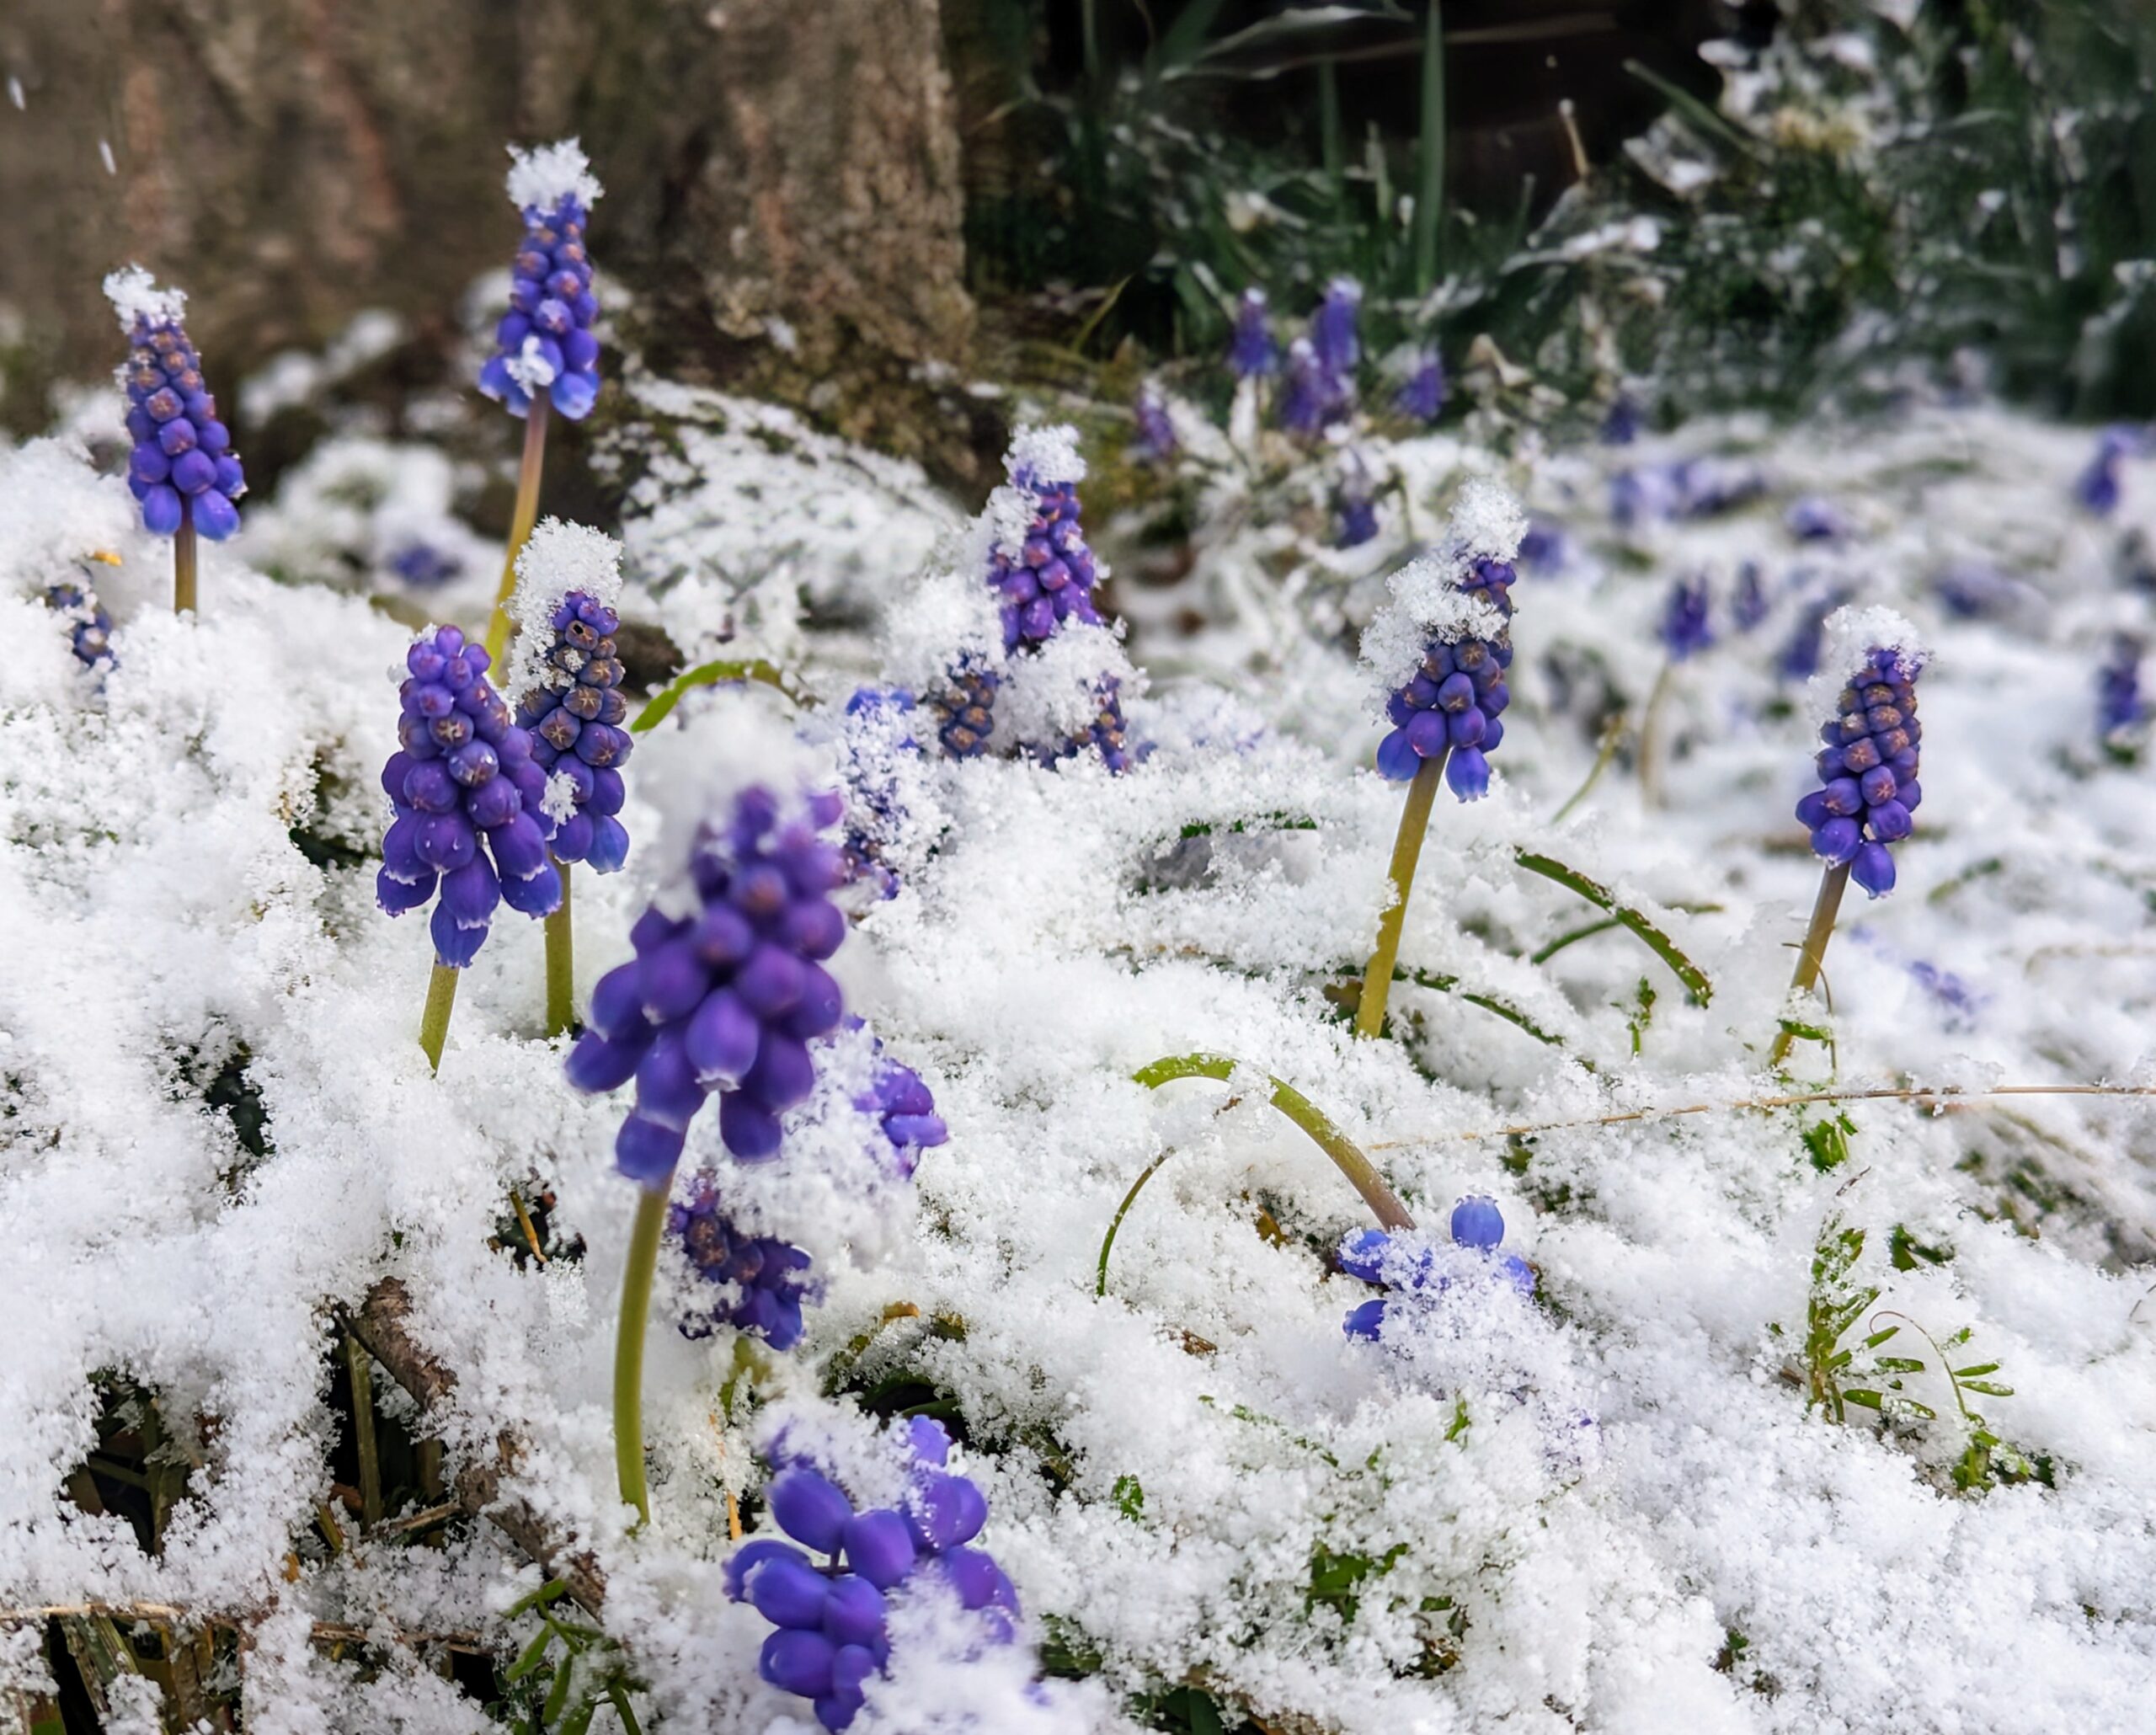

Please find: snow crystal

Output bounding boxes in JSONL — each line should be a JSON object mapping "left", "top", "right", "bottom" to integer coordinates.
{"left": 1003, "top": 423, "right": 1086, "bottom": 488}
{"left": 99, "top": 264, "right": 185, "bottom": 333}
{"left": 504, "top": 136, "right": 603, "bottom": 211}
{"left": 1358, "top": 554, "right": 1510, "bottom": 718}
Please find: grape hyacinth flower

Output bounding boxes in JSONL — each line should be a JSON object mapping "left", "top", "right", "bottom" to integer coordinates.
{"left": 1395, "top": 350, "right": 1447, "bottom": 424}
{"left": 1229, "top": 287, "right": 1277, "bottom": 380}
{"left": 1339, "top": 1195, "right": 1535, "bottom": 1343}
{"left": 1600, "top": 393, "right": 1641, "bottom": 445}
{"left": 731, "top": 1420, "right": 1018, "bottom": 1730}
{"left": 2075, "top": 425, "right": 2143, "bottom": 516}
{"left": 1130, "top": 385, "right": 1177, "bottom": 465}
{"left": 389, "top": 541, "right": 463, "bottom": 588}
{"left": 1279, "top": 338, "right": 1331, "bottom": 437}
{"left": 1353, "top": 482, "right": 1525, "bottom": 1037}
{"left": 476, "top": 139, "right": 605, "bottom": 668}
{"left": 1732, "top": 561, "right": 1769, "bottom": 633}
{"left": 104, "top": 268, "right": 246, "bottom": 611}
{"left": 1660, "top": 576, "right": 1714, "bottom": 661}
{"left": 1336, "top": 451, "right": 1379, "bottom": 549}
{"left": 377, "top": 625, "right": 562, "bottom": 1070}
{"left": 1786, "top": 496, "right": 1850, "bottom": 542}
{"left": 1310, "top": 275, "right": 1362, "bottom": 383}
{"left": 507, "top": 520, "right": 633, "bottom": 1033}
{"left": 672, "top": 1176, "right": 817, "bottom": 1349}
{"left": 569, "top": 781, "right": 849, "bottom": 1520}
{"left": 945, "top": 428, "right": 1137, "bottom": 773}
{"left": 45, "top": 574, "right": 115, "bottom": 670}
{"left": 2099, "top": 632, "right": 2145, "bottom": 750}
{"left": 1772, "top": 609, "right": 1927, "bottom": 1065}
{"left": 838, "top": 685, "right": 921, "bottom": 896}
{"left": 857, "top": 1046, "right": 949, "bottom": 1181}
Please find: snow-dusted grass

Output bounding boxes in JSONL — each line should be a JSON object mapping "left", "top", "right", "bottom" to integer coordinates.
{"left": 3, "top": 375, "right": 2156, "bottom": 1732}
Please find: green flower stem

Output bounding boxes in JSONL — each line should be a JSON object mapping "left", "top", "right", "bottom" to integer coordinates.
{"left": 418, "top": 964, "right": 460, "bottom": 1073}
{"left": 1131, "top": 1054, "right": 1414, "bottom": 1231}
{"left": 1318, "top": 58, "right": 1344, "bottom": 205}
{"left": 614, "top": 1183, "right": 670, "bottom": 1528}
{"left": 1769, "top": 862, "right": 1850, "bottom": 1068}
{"left": 344, "top": 1333, "right": 383, "bottom": 1529}
{"left": 483, "top": 400, "right": 552, "bottom": 670}
{"left": 1412, "top": 2, "right": 1446, "bottom": 295}
{"left": 544, "top": 859, "right": 575, "bottom": 1038}
{"left": 173, "top": 513, "right": 198, "bottom": 615}
{"left": 1637, "top": 659, "right": 1676, "bottom": 809}
{"left": 1354, "top": 751, "right": 1448, "bottom": 1038}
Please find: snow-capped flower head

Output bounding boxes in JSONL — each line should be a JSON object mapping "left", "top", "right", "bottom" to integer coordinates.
{"left": 1660, "top": 575, "right": 1714, "bottom": 661}
{"left": 45, "top": 574, "right": 115, "bottom": 670}
{"left": 671, "top": 1174, "right": 818, "bottom": 1349}
{"left": 565, "top": 781, "right": 849, "bottom": 1180}
{"left": 1229, "top": 287, "right": 1276, "bottom": 379}
{"left": 104, "top": 267, "right": 246, "bottom": 542}
{"left": 1279, "top": 337, "right": 1331, "bottom": 436}
{"left": 1795, "top": 606, "right": 1927, "bottom": 898}
{"left": 835, "top": 685, "right": 922, "bottom": 894}
{"left": 507, "top": 520, "right": 632, "bottom": 872}
{"left": 1361, "top": 479, "right": 1526, "bottom": 801}
{"left": 376, "top": 625, "right": 562, "bottom": 967}
{"left": 731, "top": 1414, "right": 1018, "bottom": 1730}
{"left": 1130, "top": 385, "right": 1177, "bottom": 465}
{"left": 2075, "top": 424, "right": 2144, "bottom": 516}
{"left": 1395, "top": 349, "right": 1447, "bottom": 424}
{"left": 1335, "top": 450, "right": 1379, "bottom": 549}
{"left": 1337, "top": 1194, "right": 1535, "bottom": 1342}
{"left": 2098, "top": 631, "right": 2144, "bottom": 746}
{"left": 477, "top": 140, "right": 604, "bottom": 420}
{"left": 1310, "top": 275, "right": 1362, "bottom": 382}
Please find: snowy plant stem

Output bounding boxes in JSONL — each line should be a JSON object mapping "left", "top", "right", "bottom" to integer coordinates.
{"left": 614, "top": 1184, "right": 670, "bottom": 1528}
{"left": 1637, "top": 659, "right": 1676, "bottom": 809}
{"left": 544, "top": 859, "right": 574, "bottom": 1038}
{"left": 1769, "top": 862, "right": 1850, "bottom": 1069}
{"left": 1355, "top": 751, "right": 1449, "bottom": 1038}
{"left": 1412, "top": 2, "right": 1446, "bottom": 294}
{"left": 483, "top": 402, "right": 552, "bottom": 670}
{"left": 173, "top": 511, "right": 197, "bottom": 616}
{"left": 418, "top": 964, "right": 460, "bottom": 1073}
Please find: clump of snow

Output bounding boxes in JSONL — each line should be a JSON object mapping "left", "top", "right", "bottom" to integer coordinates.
{"left": 1004, "top": 424, "right": 1086, "bottom": 488}
{"left": 879, "top": 536, "right": 1006, "bottom": 697}
{"left": 504, "top": 137, "right": 603, "bottom": 212}
{"left": 996, "top": 619, "right": 1136, "bottom": 750}
{"left": 1449, "top": 474, "right": 1530, "bottom": 561}
{"left": 505, "top": 516, "right": 625, "bottom": 704}
{"left": 1810, "top": 601, "right": 1930, "bottom": 726}
{"left": 100, "top": 264, "right": 185, "bottom": 333}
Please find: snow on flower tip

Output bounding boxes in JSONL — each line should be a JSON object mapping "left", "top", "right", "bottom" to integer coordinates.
{"left": 106, "top": 265, "right": 247, "bottom": 542}
{"left": 565, "top": 782, "right": 850, "bottom": 1180}
{"left": 478, "top": 139, "right": 603, "bottom": 421}
{"left": 377, "top": 625, "right": 562, "bottom": 967}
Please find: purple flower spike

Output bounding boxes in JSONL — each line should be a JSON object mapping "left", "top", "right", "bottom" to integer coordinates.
{"left": 1395, "top": 350, "right": 1447, "bottom": 424}
{"left": 1131, "top": 385, "right": 1177, "bottom": 465}
{"left": 2100, "top": 632, "right": 2145, "bottom": 746}
{"left": 1797, "top": 627, "right": 1924, "bottom": 899}
{"left": 1229, "top": 287, "right": 1277, "bottom": 380}
{"left": 565, "top": 783, "right": 848, "bottom": 1179}
{"left": 512, "top": 585, "right": 633, "bottom": 873}
{"left": 1279, "top": 338, "right": 1331, "bottom": 436}
{"left": 477, "top": 141, "right": 605, "bottom": 421}
{"left": 1364, "top": 483, "right": 1523, "bottom": 802}
{"left": 376, "top": 624, "right": 560, "bottom": 965}
{"left": 1310, "top": 275, "right": 1362, "bottom": 382}
{"left": 732, "top": 1420, "right": 1020, "bottom": 1731}
{"left": 1660, "top": 576, "right": 1714, "bottom": 662}
{"left": 671, "top": 1175, "right": 817, "bottom": 1348}
{"left": 104, "top": 269, "right": 247, "bottom": 541}
{"left": 2075, "top": 424, "right": 2145, "bottom": 516}
{"left": 1600, "top": 394, "right": 1641, "bottom": 446}
{"left": 1336, "top": 451, "right": 1379, "bottom": 549}
{"left": 852, "top": 1035, "right": 949, "bottom": 1181}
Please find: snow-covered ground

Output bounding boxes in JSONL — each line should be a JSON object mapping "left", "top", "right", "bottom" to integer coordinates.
{"left": 3, "top": 366, "right": 2155, "bottom": 1732}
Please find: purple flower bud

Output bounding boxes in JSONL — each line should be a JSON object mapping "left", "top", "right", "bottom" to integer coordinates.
{"left": 842, "top": 1511, "right": 917, "bottom": 1589}
{"left": 823, "top": 1574, "right": 889, "bottom": 1647}
{"left": 761, "top": 1629, "right": 836, "bottom": 1699}
{"left": 1228, "top": 287, "right": 1276, "bottom": 380}
{"left": 1450, "top": 1196, "right": 1504, "bottom": 1250}
{"left": 750, "top": 1557, "right": 834, "bottom": 1631}
{"left": 771, "top": 1469, "right": 854, "bottom": 1554}
{"left": 1794, "top": 638, "right": 1924, "bottom": 894}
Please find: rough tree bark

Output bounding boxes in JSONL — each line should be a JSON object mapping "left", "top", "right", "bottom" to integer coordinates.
{"left": 0, "top": 0, "right": 974, "bottom": 443}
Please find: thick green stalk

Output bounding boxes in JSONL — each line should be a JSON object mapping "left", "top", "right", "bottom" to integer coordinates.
{"left": 173, "top": 513, "right": 198, "bottom": 615}
{"left": 1769, "top": 862, "right": 1851, "bottom": 1068}
{"left": 544, "top": 858, "right": 575, "bottom": 1038}
{"left": 418, "top": 964, "right": 460, "bottom": 1073}
{"left": 614, "top": 1184, "right": 670, "bottom": 1527}
{"left": 483, "top": 401, "right": 552, "bottom": 670}
{"left": 1412, "top": 3, "right": 1446, "bottom": 295}
{"left": 1355, "top": 752, "right": 1448, "bottom": 1038}
{"left": 344, "top": 1333, "right": 382, "bottom": 1528}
